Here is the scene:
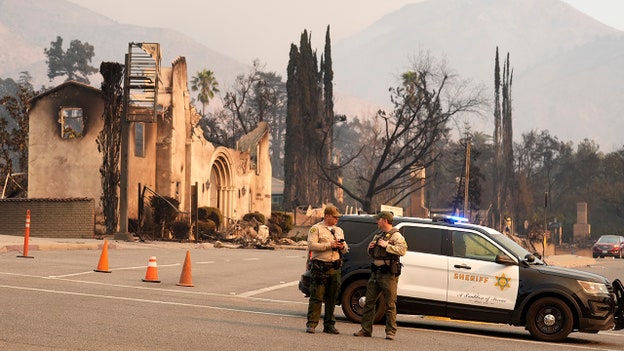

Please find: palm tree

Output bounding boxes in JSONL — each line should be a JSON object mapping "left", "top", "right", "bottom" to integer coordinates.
{"left": 190, "top": 69, "right": 220, "bottom": 116}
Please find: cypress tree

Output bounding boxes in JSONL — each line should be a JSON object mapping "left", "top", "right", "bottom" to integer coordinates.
{"left": 321, "top": 26, "right": 335, "bottom": 205}
{"left": 501, "top": 53, "right": 514, "bottom": 230}
{"left": 492, "top": 47, "right": 514, "bottom": 232}
{"left": 283, "top": 28, "right": 335, "bottom": 210}
{"left": 493, "top": 47, "right": 502, "bottom": 230}
{"left": 284, "top": 43, "right": 303, "bottom": 210}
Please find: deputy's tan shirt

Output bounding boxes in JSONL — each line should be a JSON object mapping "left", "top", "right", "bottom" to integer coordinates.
{"left": 307, "top": 222, "right": 348, "bottom": 262}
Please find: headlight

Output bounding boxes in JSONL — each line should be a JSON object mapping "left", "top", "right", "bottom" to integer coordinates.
{"left": 578, "top": 280, "right": 609, "bottom": 295}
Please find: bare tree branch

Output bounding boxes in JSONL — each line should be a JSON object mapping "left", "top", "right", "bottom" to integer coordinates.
{"left": 319, "top": 52, "right": 486, "bottom": 213}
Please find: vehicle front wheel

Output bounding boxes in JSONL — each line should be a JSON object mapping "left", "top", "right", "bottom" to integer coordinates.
{"left": 526, "top": 297, "right": 574, "bottom": 342}
{"left": 341, "top": 279, "right": 385, "bottom": 323}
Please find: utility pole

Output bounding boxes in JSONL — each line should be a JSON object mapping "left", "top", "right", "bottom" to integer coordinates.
{"left": 543, "top": 191, "right": 548, "bottom": 257}
{"left": 463, "top": 136, "right": 471, "bottom": 219}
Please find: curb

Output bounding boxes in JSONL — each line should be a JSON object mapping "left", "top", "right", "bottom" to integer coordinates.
{"left": 0, "top": 241, "right": 305, "bottom": 253}
{"left": 1, "top": 242, "right": 116, "bottom": 253}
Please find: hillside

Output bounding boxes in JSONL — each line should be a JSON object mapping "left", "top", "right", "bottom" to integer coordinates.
{"left": 0, "top": 0, "right": 248, "bottom": 88}
{"left": 1, "top": 0, "right": 623, "bottom": 148}
{"left": 332, "top": 0, "right": 624, "bottom": 148}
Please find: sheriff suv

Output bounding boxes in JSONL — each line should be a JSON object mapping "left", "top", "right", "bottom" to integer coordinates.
{"left": 299, "top": 214, "right": 624, "bottom": 342}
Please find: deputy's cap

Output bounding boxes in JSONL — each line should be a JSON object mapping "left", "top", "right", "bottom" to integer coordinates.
{"left": 374, "top": 211, "right": 394, "bottom": 222}
{"left": 324, "top": 205, "right": 342, "bottom": 217}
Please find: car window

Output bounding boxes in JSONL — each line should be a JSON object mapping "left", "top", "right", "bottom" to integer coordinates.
{"left": 341, "top": 220, "right": 377, "bottom": 244}
{"left": 483, "top": 231, "right": 531, "bottom": 262}
{"left": 599, "top": 236, "right": 619, "bottom": 244}
{"left": 453, "top": 230, "right": 503, "bottom": 262}
{"left": 403, "top": 226, "right": 444, "bottom": 255}
{"left": 452, "top": 231, "right": 467, "bottom": 257}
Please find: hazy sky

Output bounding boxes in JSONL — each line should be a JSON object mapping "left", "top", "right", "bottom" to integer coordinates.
{"left": 67, "top": 0, "right": 624, "bottom": 72}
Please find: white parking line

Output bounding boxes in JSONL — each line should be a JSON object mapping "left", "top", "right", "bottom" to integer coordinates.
{"left": 0, "top": 283, "right": 303, "bottom": 319}
{"left": 48, "top": 263, "right": 181, "bottom": 278}
{"left": 0, "top": 271, "right": 307, "bottom": 305}
{"left": 237, "top": 280, "right": 299, "bottom": 297}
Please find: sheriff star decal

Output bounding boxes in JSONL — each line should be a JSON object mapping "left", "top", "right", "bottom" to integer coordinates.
{"left": 495, "top": 273, "right": 512, "bottom": 291}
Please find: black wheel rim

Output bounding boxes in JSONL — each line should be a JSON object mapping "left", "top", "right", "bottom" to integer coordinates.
{"left": 350, "top": 287, "right": 366, "bottom": 317}
{"left": 536, "top": 306, "right": 563, "bottom": 334}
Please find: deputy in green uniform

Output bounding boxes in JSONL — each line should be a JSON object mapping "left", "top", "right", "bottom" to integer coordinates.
{"left": 305, "top": 205, "right": 348, "bottom": 334}
{"left": 353, "top": 211, "right": 407, "bottom": 340}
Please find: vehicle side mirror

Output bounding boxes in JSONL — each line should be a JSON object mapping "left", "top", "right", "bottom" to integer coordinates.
{"left": 525, "top": 253, "right": 535, "bottom": 262}
{"left": 495, "top": 254, "right": 516, "bottom": 265}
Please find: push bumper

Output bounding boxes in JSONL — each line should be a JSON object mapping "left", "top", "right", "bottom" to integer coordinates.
{"left": 612, "top": 279, "right": 624, "bottom": 330}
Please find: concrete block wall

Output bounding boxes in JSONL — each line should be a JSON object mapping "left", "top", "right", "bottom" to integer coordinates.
{"left": 0, "top": 198, "right": 95, "bottom": 238}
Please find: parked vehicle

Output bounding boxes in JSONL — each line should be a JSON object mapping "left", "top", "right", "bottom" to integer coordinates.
{"left": 299, "top": 214, "right": 624, "bottom": 342}
{"left": 592, "top": 235, "right": 624, "bottom": 259}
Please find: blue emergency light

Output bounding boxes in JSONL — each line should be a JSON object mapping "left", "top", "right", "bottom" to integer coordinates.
{"left": 431, "top": 214, "right": 469, "bottom": 224}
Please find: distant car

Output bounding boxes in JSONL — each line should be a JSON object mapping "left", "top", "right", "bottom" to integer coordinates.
{"left": 592, "top": 235, "right": 624, "bottom": 258}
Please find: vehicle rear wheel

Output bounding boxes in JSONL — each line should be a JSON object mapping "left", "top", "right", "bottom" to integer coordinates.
{"left": 341, "top": 279, "right": 385, "bottom": 323}
{"left": 526, "top": 297, "right": 574, "bottom": 342}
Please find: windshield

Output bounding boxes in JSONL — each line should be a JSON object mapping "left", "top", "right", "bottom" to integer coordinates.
{"left": 482, "top": 227, "right": 543, "bottom": 263}
{"left": 598, "top": 236, "right": 620, "bottom": 243}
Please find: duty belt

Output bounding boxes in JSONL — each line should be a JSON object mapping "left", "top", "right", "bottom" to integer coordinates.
{"left": 312, "top": 259, "right": 342, "bottom": 270}
{"left": 371, "top": 263, "right": 392, "bottom": 274}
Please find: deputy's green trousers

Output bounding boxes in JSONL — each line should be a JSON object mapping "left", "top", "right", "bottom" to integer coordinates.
{"left": 360, "top": 271, "right": 399, "bottom": 336}
{"left": 306, "top": 267, "right": 341, "bottom": 329}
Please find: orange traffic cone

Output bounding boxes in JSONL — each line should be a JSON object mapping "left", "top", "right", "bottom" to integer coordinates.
{"left": 94, "top": 240, "right": 112, "bottom": 273}
{"left": 142, "top": 256, "right": 160, "bottom": 283}
{"left": 176, "top": 250, "right": 194, "bottom": 287}
{"left": 17, "top": 209, "right": 34, "bottom": 259}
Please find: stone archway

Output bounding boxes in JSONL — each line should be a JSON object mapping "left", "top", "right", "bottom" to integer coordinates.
{"left": 210, "top": 152, "right": 235, "bottom": 228}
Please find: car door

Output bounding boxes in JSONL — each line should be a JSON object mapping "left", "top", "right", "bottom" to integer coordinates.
{"left": 396, "top": 224, "right": 448, "bottom": 316}
{"left": 446, "top": 229, "right": 519, "bottom": 323}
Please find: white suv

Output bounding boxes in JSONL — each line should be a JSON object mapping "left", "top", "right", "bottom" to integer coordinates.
{"left": 300, "top": 214, "right": 624, "bottom": 342}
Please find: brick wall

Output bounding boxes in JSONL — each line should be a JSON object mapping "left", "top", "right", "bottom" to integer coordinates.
{"left": 0, "top": 198, "right": 95, "bottom": 238}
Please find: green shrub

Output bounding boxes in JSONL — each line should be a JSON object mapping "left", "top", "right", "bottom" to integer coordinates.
{"left": 271, "top": 211, "right": 294, "bottom": 232}
{"left": 196, "top": 219, "right": 217, "bottom": 240}
{"left": 198, "top": 206, "right": 222, "bottom": 228}
{"left": 171, "top": 221, "right": 190, "bottom": 240}
{"left": 268, "top": 212, "right": 294, "bottom": 239}
{"left": 243, "top": 211, "right": 266, "bottom": 225}
{"left": 267, "top": 219, "right": 283, "bottom": 239}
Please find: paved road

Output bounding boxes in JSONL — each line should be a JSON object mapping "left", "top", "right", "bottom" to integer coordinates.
{"left": 0, "top": 233, "right": 595, "bottom": 267}
{"left": 2, "top": 235, "right": 624, "bottom": 350}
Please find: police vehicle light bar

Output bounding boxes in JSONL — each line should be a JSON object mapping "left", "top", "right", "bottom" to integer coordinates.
{"left": 431, "top": 214, "right": 469, "bottom": 224}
